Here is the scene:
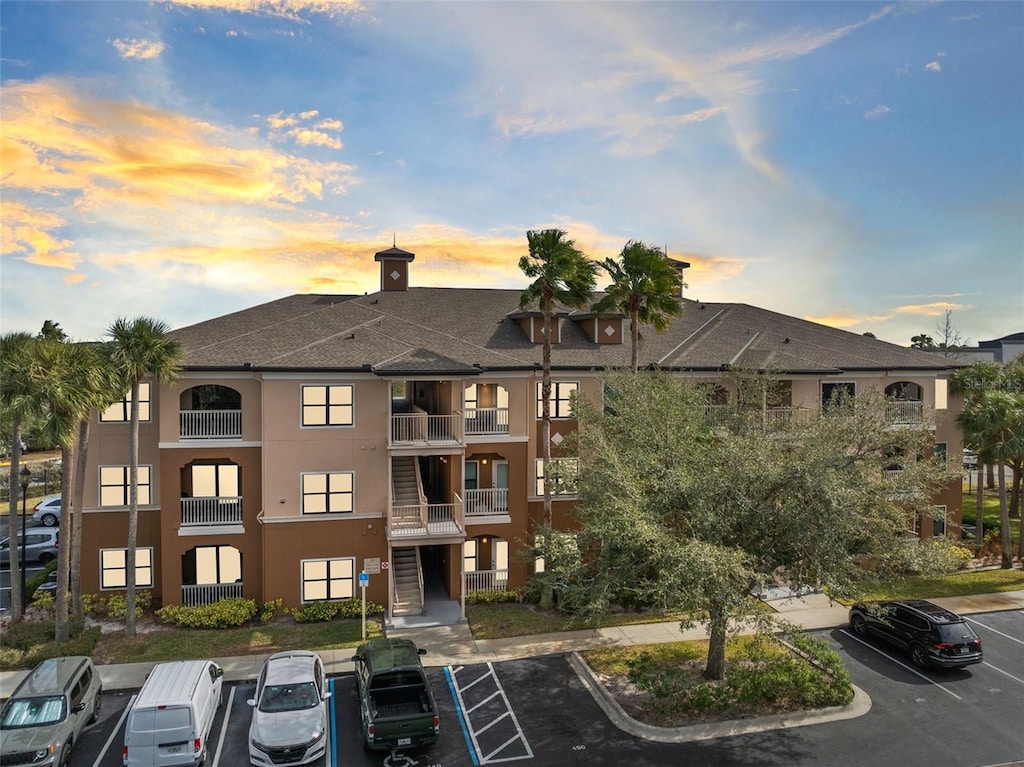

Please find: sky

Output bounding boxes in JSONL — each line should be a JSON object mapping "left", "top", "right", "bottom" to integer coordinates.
{"left": 1, "top": 0, "right": 1022, "bottom": 348}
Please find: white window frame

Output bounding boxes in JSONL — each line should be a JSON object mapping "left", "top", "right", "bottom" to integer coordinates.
{"left": 536, "top": 381, "right": 579, "bottom": 419}
{"left": 301, "top": 383, "right": 354, "bottom": 428}
{"left": 98, "top": 465, "right": 152, "bottom": 507}
{"left": 534, "top": 458, "right": 579, "bottom": 497}
{"left": 301, "top": 557, "right": 355, "bottom": 602}
{"left": 301, "top": 471, "right": 354, "bottom": 515}
{"left": 99, "top": 547, "right": 154, "bottom": 590}
{"left": 99, "top": 382, "right": 151, "bottom": 423}
{"left": 932, "top": 505, "right": 947, "bottom": 537}
{"left": 463, "top": 540, "right": 478, "bottom": 573}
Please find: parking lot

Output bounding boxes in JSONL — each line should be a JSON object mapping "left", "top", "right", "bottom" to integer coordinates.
{"left": 53, "top": 607, "right": 1024, "bottom": 767}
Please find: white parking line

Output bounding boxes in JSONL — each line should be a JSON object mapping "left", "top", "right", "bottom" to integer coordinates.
{"left": 210, "top": 684, "right": 236, "bottom": 767}
{"left": 982, "top": 663, "right": 1024, "bottom": 688}
{"left": 968, "top": 616, "right": 1024, "bottom": 646}
{"left": 839, "top": 629, "right": 964, "bottom": 700}
{"left": 447, "top": 663, "right": 533, "bottom": 764}
{"left": 92, "top": 693, "right": 136, "bottom": 767}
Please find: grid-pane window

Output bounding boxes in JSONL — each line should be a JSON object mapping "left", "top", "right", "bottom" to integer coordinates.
{"left": 99, "top": 465, "right": 151, "bottom": 506}
{"left": 99, "top": 382, "right": 151, "bottom": 422}
{"left": 821, "top": 382, "right": 856, "bottom": 413}
{"left": 464, "top": 540, "right": 478, "bottom": 573}
{"left": 100, "top": 547, "right": 153, "bottom": 590}
{"left": 302, "top": 472, "right": 354, "bottom": 514}
{"left": 301, "top": 557, "right": 355, "bottom": 601}
{"left": 534, "top": 458, "right": 579, "bottom": 496}
{"left": 302, "top": 384, "right": 354, "bottom": 427}
{"left": 536, "top": 381, "right": 578, "bottom": 419}
{"left": 933, "top": 505, "right": 947, "bottom": 537}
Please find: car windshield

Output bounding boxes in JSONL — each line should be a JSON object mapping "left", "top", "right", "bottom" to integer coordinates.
{"left": 936, "top": 622, "right": 978, "bottom": 643}
{"left": 1, "top": 696, "right": 66, "bottom": 727}
{"left": 258, "top": 682, "right": 319, "bottom": 712}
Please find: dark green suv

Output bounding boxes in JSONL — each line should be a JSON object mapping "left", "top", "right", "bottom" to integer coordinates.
{"left": 0, "top": 656, "right": 102, "bottom": 766}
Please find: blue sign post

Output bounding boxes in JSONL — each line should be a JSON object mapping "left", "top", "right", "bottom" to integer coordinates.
{"left": 359, "top": 571, "right": 369, "bottom": 639}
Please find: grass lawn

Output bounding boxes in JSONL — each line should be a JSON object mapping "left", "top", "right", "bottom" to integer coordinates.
{"left": 466, "top": 602, "right": 685, "bottom": 640}
{"left": 961, "top": 491, "right": 1022, "bottom": 542}
{"left": 855, "top": 567, "right": 1024, "bottom": 602}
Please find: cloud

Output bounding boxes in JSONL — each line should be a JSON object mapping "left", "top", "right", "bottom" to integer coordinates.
{"left": 111, "top": 38, "right": 166, "bottom": 60}
{"left": 892, "top": 301, "right": 965, "bottom": 316}
{"left": 266, "top": 110, "right": 344, "bottom": 150}
{"left": 925, "top": 61, "right": 942, "bottom": 72}
{"left": 864, "top": 104, "right": 892, "bottom": 120}
{"left": 161, "top": 0, "right": 365, "bottom": 21}
{"left": 949, "top": 13, "right": 980, "bottom": 24}
{"left": 0, "top": 201, "right": 80, "bottom": 269}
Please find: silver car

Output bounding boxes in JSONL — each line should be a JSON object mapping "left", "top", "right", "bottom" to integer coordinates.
{"left": 0, "top": 656, "right": 102, "bottom": 766}
{"left": 247, "top": 651, "right": 330, "bottom": 766}
{"left": 0, "top": 529, "right": 59, "bottom": 566}
{"left": 32, "top": 495, "right": 62, "bottom": 527}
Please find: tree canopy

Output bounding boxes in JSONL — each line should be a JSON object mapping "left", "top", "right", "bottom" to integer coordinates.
{"left": 548, "top": 370, "right": 955, "bottom": 679}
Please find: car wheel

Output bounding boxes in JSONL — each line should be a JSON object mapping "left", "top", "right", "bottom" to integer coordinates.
{"left": 38, "top": 552, "right": 55, "bottom": 564}
{"left": 89, "top": 690, "right": 102, "bottom": 723}
{"left": 40, "top": 513, "right": 58, "bottom": 527}
{"left": 850, "top": 613, "right": 867, "bottom": 636}
{"left": 58, "top": 742, "right": 71, "bottom": 767}
{"left": 910, "top": 644, "right": 931, "bottom": 669}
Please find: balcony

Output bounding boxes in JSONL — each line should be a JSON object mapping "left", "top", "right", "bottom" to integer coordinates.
{"left": 180, "top": 409, "right": 241, "bottom": 440}
{"left": 181, "top": 496, "right": 243, "bottom": 527}
{"left": 391, "top": 409, "right": 462, "bottom": 447}
{"left": 181, "top": 581, "right": 243, "bottom": 607}
{"left": 465, "top": 488, "right": 509, "bottom": 518}
{"left": 465, "top": 569, "right": 509, "bottom": 592}
{"left": 389, "top": 498, "right": 464, "bottom": 539}
{"left": 465, "top": 407, "right": 509, "bottom": 436}
{"left": 886, "top": 400, "right": 924, "bottom": 424}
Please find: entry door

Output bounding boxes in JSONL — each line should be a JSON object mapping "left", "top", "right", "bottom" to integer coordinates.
{"left": 493, "top": 461, "right": 508, "bottom": 512}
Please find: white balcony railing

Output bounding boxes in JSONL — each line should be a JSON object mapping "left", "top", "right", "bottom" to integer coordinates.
{"left": 181, "top": 582, "right": 243, "bottom": 607}
{"left": 391, "top": 411, "right": 462, "bottom": 446}
{"left": 465, "top": 569, "right": 510, "bottom": 592}
{"left": 390, "top": 500, "right": 464, "bottom": 538}
{"left": 180, "top": 409, "right": 242, "bottom": 440}
{"left": 181, "top": 497, "right": 243, "bottom": 527}
{"left": 886, "top": 400, "right": 924, "bottom": 424}
{"left": 465, "top": 407, "right": 509, "bottom": 435}
{"left": 465, "top": 488, "right": 509, "bottom": 517}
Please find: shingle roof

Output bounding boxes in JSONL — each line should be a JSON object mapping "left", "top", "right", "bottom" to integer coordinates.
{"left": 170, "top": 288, "right": 956, "bottom": 375}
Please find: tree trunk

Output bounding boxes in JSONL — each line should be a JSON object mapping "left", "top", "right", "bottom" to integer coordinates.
{"left": 7, "top": 423, "right": 25, "bottom": 621}
{"left": 630, "top": 309, "right": 639, "bottom": 373}
{"left": 705, "top": 601, "right": 728, "bottom": 681}
{"left": 54, "top": 444, "right": 74, "bottom": 642}
{"left": 126, "top": 380, "right": 140, "bottom": 637}
{"left": 539, "top": 292, "right": 554, "bottom": 611}
{"left": 998, "top": 463, "right": 1012, "bottom": 569}
{"left": 986, "top": 463, "right": 995, "bottom": 490}
{"left": 71, "top": 418, "right": 91, "bottom": 626}
{"left": 975, "top": 464, "right": 985, "bottom": 557}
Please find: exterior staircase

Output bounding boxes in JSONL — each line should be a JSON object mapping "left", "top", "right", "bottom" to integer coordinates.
{"left": 391, "top": 546, "right": 423, "bottom": 616}
{"left": 391, "top": 456, "right": 423, "bottom": 532}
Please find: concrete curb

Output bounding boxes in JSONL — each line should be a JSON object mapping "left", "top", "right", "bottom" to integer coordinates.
{"left": 567, "top": 651, "right": 872, "bottom": 743}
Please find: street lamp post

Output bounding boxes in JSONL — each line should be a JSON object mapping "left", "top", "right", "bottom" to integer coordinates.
{"left": 19, "top": 466, "right": 31, "bottom": 607}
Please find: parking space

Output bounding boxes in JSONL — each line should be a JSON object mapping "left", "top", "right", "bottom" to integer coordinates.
{"left": 55, "top": 610, "right": 1024, "bottom": 766}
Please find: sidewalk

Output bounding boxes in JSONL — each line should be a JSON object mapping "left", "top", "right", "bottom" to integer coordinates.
{"left": 3, "top": 589, "right": 1022, "bottom": 695}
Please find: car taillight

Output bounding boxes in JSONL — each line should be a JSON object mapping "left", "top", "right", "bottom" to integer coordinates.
{"left": 433, "top": 715, "right": 439, "bottom": 733}
{"left": 934, "top": 642, "right": 954, "bottom": 649}
{"left": 194, "top": 738, "right": 201, "bottom": 754}
{"left": 122, "top": 745, "right": 128, "bottom": 765}
{"left": 368, "top": 723, "right": 375, "bottom": 740}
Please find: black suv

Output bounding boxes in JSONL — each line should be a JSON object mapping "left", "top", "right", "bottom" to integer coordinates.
{"left": 848, "top": 599, "right": 982, "bottom": 669}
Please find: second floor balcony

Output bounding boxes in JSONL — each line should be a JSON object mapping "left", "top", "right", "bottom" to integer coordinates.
{"left": 180, "top": 409, "right": 242, "bottom": 440}
{"left": 391, "top": 408, "right": 463, "bottom": 447}
{"left": 465, "top": 488, "right": 509, "bottom": 518}
{"left": 181, "top": 496, "right": 243, "bottom": 527}
{"left": 465, "top": 407, "right": 509, "bottom": 436}
{"left": 389, "top": 497, "right": 464, "bottom": 539}
{"left": 886, "top": 400, "right": 924, "bottom": 424}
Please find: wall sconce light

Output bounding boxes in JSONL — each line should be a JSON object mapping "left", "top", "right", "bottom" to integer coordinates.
{"left": 482, "top": 536, "right": 489, "bottom": 544}
{"left": 367, "top": 523, "right": 374, "bottom": 529}
{"left": 482, "top": 458, "right": 488, "bottom": 465}
{"left": 279, "top": 499, "right": 286, "bottom": 504}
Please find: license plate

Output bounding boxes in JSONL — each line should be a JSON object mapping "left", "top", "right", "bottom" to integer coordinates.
{"left": 166, "top": 746, "right": 183, "bottom": 754}
{"left": 959, "top": 646, "right": 968, "bottom": 654}
{"left": 398, "top": 737, "right": 411, "bottom": 746}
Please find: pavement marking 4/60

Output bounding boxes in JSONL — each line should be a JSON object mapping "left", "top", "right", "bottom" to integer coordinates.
{"left": 445, "top": 662, "right": 533, "bottom": 764}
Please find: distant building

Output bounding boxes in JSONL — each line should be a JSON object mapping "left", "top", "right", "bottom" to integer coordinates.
{"left": 948, "top": 332, "right": 1024, "bottom": 364}
{"left": 73, "top": 246, "right": 966, "bottom": 621}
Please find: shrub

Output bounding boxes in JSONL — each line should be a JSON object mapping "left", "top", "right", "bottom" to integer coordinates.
{"left": 4, "top": 619, "right": 55, "bottom": 650}
{"left": 258, "top": 599, "right": 283, "bottom": 624}
{"left": 156, "top": 597, "right": 258, "bottom": 628}
{"left": 334, "top": 599, "right": 385, "bottom": 619}
{"left": 289, "top": 601, "right": 339, "bottom": 623}
{"left": 106, "top": 591, "right": 152, "bottom": 619}
{"left": 466, "top": 589, "right": 524, "bottom": 605}
{"left": 882, "top": 537, "right": 973, "bottom": 577}
{"left": 0, "top": 624, "right": 100, "bottom": 670}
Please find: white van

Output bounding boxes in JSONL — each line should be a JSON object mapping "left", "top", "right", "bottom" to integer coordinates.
{"left": 123, "top": 660, "right": 224, "bottom": 767}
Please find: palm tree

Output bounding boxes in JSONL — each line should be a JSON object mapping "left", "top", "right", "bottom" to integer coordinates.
{"left": 31, "top": 340, "right": 106, "bottom": 640}
{"left": 519, "top": 229, "right": 598, "bottom": 608}
{"left": 107, "top": 317, "right": 183, "bottom": 637}
{"left": 0, "top": 332, "right": 42, "bottom": 620}
{"left": 593, "top": 241, "right": 684, "bottom": 372}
